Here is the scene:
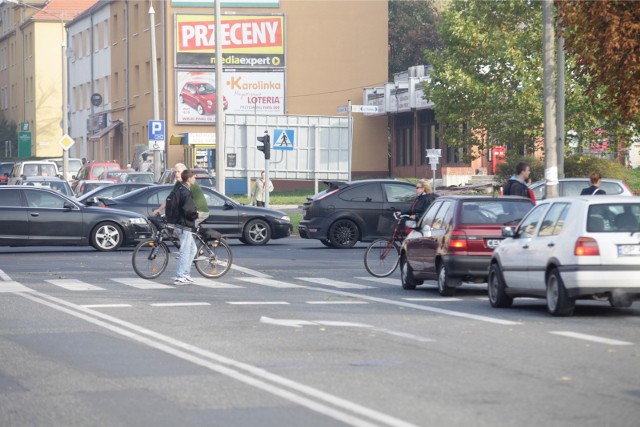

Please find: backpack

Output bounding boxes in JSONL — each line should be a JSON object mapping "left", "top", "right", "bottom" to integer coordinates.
{"left": 164, "top": 187, "right": 181, "bottom": 224}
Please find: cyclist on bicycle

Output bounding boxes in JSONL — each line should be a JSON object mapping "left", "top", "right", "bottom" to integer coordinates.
{"left": 398, "top": 179, "right": 437, "bottom": 221}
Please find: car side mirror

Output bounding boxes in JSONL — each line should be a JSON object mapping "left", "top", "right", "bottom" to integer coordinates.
{"left": 421, "top": 224, "right": 432, "bottom": 237}
{"left": 63, "top": 201, "right": 75, "bottom": 210}
{"left": 502, "top": 226, "right": 516, "bottom": 238}
{"left": 405, "top": 220, "right": 417, "bottom": 229}
{"left": 224, "top": 201, "right": 234, "bottom": 210}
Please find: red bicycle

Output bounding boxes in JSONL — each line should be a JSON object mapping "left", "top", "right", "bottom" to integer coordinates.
{"left": 364, "top": 212, "right": 414, "bottom": 277}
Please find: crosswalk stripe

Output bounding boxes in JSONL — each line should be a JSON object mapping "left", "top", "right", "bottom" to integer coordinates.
{"left": 192, "top": 280, "right": 244, "bottom": 289}
{"left": 297, "top": 277, "right": 374, "bottom": 289}
{"left": 354, "top": 276, "right": 401, "bottom": 286}
{"left": 46, "top": 279, "right": 104, "bottom": 291}
{"left": 306, "top": 301, "right": 369, "bottom": 305}
{"left": 111, "top": 278, "right": 174, "bottom": 289}
{"left": 238, "top": 277, "right": 301, "bottom": 288}
{"left": 0, "top": 281, "right": 34, "bottom": 293}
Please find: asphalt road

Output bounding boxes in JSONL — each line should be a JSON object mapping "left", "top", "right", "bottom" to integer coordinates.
{"left": 1, "top": 238, "right": 639, "bottom": 427}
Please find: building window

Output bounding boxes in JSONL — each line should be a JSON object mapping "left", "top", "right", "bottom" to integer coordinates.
{"left": 395, "top": 114, "right": 413, "bottom": 167}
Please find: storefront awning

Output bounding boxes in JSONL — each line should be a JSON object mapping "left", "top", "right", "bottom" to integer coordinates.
{"left": 89, "top": 119, "right": 123, "bottom": 141}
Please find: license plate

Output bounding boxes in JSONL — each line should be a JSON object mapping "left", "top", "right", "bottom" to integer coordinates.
{"left": 618, "top": 244, "right": 640, "bottom": 256}
{"left": 486, "top": 239, "right": 503, "bottom": 249}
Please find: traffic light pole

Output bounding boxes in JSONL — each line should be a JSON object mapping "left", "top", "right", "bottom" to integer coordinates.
{"left": 264, "top": 158, "right": 270, "bottom": 208}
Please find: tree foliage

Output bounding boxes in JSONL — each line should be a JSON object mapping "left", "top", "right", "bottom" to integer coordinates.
{"left": 422, "top": 0, "right": 632, "bottom": 161}
{"left": 557, "top": 1, "right": 640, "bottom": 122}
{"left": 388, "top": 0, "right": 442, "bottom": 78}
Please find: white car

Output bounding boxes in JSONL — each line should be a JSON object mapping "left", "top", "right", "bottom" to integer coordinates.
{"left": 488, "top": 196, "right": 640, "bottom": 316}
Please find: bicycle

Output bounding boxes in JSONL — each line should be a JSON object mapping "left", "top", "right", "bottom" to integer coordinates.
{"left": 364, "top": 212, "right": 414, "bottom": 277}
{"left": 132, "top": 215, "right": 233, "bottom": 280}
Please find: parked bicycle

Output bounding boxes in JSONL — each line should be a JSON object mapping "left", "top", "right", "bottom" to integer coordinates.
{"left": 132, "top": 215, "right": 232, "bottom": 280}
{"left": 364, "top": 212, "right": 415, "bottom": 277}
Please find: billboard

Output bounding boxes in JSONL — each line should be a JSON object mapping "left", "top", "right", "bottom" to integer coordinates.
{"left": 176, "top": 70, "right": 285, "bottom": 124}
{"left": 175, "top": 14, "right": 285, "bottom": 68}
{"left": 171, "top": 0, "right": 279, "bottom": 7}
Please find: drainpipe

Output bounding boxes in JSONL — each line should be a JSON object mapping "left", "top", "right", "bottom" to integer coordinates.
{"left": 124, "top": 0, "right": 129, "bottom": 164}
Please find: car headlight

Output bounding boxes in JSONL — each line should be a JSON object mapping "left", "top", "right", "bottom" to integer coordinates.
{"left": 207, "top": 100, "right": 213, "bottom": 107}
{"left": 281, "top": 215, "right": 290, "bottom": 222}
{"left": 129, "top": 217, "right": 148, "bottom": 224}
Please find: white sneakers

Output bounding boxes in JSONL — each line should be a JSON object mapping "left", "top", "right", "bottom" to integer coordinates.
{"left": 173, "top": 276, "right": 193, "bottom": 286}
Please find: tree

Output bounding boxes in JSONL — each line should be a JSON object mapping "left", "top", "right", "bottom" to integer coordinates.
{"left": 423, "top": 0, "right": 630, "bottom": 160}
{"left": 557, "top": 1, "right": 640, "bottom": 122}
{"left": 0, "top": 116, "right": 17, "bottom": 160}
{"left": 388, "top": 0, "right": 442, "bottom": 78}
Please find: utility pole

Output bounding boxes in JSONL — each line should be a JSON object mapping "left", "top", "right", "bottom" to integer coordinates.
{"left": 543, "top": 0, "right": 558, "bottom": 198}
{"left": 214, "top": 0, "right": 225, "bottom": 194}
{"left": 149, "top": 5, "right": 161, "bottom": 181}
{"left": 556, "top": 20, "right": 565, "bottom": 179}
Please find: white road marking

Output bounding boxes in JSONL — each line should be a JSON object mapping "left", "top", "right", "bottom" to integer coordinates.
{"left": 191, "top": 280, "right": 244, "bottom": 289}
{"left": 46, "top": 279, "right": 104, "bottom": 291}
{"left": 150, "top": 302, "right": 211, "bottom": 307}
{"left": 0, "top": 268, "right": 12, "bottom": 281}
{"left": 403, "top": 297, "right": 462, "bottom": 302}
{"left": 355, "top": 276, "right": 401, "bottom": 286}
{"left": 306, "top": 301, "right": 369, "bottom": 305}
{"left": 297, "top": 277, "right": 374, "bottom": 289}
{"left": 239, "top": 277, "right": 301, "bottom": 288}
{"left": 0, "top": 281, "right": 34, "bottom": 293}
{"left": 19, "top": 292, "right": 417, "bottom": 427}
{"left": 111, "top": 278, "right": 174, "bottom": 289}
{"left": 549, "top": 331, "right": 633, "bottom": 346}
{"left": 231, "top": 264, "right": 272, "bottom": 278}
{"left": 227, "top": 301, "right": 290, "bottom": 305}
{"left": 260, "top": 317, "right": 433, "bottom": 343}
{"left": 82, "top": 304, "right": 132, "bottom": 308}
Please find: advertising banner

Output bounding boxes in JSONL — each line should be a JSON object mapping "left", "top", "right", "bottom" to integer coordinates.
{"left": 175, "top": 14, "right": 285, "bottom": 68}
{"left": 171, "top": 0, "right": 279, "bottom": 7}
{"left": 176, "top": 70, "right": 285, "bottom": 124}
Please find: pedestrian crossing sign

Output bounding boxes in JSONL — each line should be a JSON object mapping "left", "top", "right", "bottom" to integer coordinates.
{"left": 273, "top": 129, "right": 295, "bottom": 151}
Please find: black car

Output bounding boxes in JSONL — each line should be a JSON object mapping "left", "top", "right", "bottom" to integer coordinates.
{"left": 0, "top": 186, "right": 153, "bottom": 251}
{"left": 100, "top": 184, "right": 292, "bottom": 245}
{"left": 77, "top": 182, "right": 155, "bottom": 205}
{"left": 299, "top": 179, "right": 417, "bottom": 248}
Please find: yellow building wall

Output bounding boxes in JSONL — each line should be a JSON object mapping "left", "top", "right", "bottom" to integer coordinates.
{"left": 30, "top": 22, "right": 65, "bottom": 158}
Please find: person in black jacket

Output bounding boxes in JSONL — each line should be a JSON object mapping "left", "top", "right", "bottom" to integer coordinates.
{"left": 173, "top": 169, "right": 199, "bottom": 285}
{"left": 401, "top": 179, "right": 437, "bottom": 220}
{"left": 503, "top": 162, "right": 533, "bottom": 199}
{"left": 580, "top": 172, "right": 607, "bottom": 195}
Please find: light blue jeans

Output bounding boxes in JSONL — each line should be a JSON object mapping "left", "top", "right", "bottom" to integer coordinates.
{"left": 176, "top": 227, "right": 197, "bottom": 278}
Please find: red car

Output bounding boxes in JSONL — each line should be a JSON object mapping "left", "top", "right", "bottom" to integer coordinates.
{"left": 400, "top": 195, "right": 535, "bottom": 296}
{"left": 179, "top": 81, "right": 228, "bottom": 115}
{"left": 0, "top": 162, "right": 14, "bottom": 185}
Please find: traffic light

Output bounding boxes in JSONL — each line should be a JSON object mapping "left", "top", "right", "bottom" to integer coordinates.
{"left": 257, "top": 131, "right": 271, "bottom": 160}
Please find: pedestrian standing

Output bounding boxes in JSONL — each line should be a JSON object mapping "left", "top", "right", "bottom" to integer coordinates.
{"left": 172, "top": 169, "right": 199, "bottom": 285}
{"left": 580, "top": 172, "right": 607, "bottom": 195}
{"left": 251, "top": 170, "right": 274, "bottom": 207}
{"left": 503, "top": 162, "right": 534, "bottom": 200}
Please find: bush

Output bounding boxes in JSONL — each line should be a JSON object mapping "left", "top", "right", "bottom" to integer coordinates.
{"left": 563, "top": 154, "right": 628, "bottom": 180}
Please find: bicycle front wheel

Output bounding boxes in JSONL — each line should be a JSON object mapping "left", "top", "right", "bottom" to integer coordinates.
{"left": 132, "top": 239, "right": 169, "bottom": 279}
{"left": 195, "top": 239, "right": 233, "bottom": 278}
{"left": 364, "top": 238, "right": 400, "bottom": 277}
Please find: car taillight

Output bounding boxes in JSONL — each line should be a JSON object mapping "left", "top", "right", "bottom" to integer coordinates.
{"left": 575, "top": 237, "right": 600, "bottom": 256}
{"left": 449, "top": 230, "right": 467, "bottom": 251}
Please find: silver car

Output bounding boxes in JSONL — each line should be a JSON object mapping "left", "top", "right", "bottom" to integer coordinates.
{"left": 530, "top": 178, "right": 633, "bottom": 200}
{"left": 488, "top": 196, "right": 640, "bottom": 316}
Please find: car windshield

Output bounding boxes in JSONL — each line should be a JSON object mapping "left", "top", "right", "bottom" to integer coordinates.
{"left": 587, "top": 203, "right": 640, "bottom": 232}
{"left": 460, "top": 200, "right": 533, "bottom": 225}
{"left": 197, "top": 84, "right": 215, "bottom": 95}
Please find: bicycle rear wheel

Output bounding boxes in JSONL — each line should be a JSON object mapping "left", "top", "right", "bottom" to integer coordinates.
{"left": 364, "top": 238, "right": 400, "bottom": 277}
{"left": 132, "top": 239, "right": 169, "bottom": 279}
{"left": 194, "top": 239, "right": 233, "bottom": 278}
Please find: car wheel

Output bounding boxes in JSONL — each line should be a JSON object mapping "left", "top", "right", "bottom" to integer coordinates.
{"left": 546, "top": 268, "right": 575, "bottom": 316}
{"left": 197, "top": 104, "right": 205, "bottom": 115}
{"left": 328, "top": 219, "right": 359, "bottom": 249}
{"left": 400, "top": 255, "right": 422, "bottom": 290}
{"left": 609, "top": 292, "right": 633, "bottom": 308}
{"left": 488, "top": 263, "right": 513, "bottom": 308}
{"left": 91, "top": 222, "right": 123, "bottom": 252}
{"left": 243, "top": 218, "right": 271, "bottom": 245}
{"left": 320, "top": 239, "right": 332, "bottom": 248}
{"left": 437, "top": 262, "right": 460, "bottom": 296}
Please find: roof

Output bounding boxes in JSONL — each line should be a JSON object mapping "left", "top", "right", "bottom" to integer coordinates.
{"left": 29, "top": 0, "right": 99, "bottom": 22}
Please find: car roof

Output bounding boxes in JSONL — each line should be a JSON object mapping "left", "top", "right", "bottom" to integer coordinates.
{"left": 537, "top": 195, "right": 640, "bottom": 204}
{"left": 20, "top": 176, "right": 66, "bottom": 181}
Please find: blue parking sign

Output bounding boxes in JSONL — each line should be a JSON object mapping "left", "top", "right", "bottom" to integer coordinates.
{"left": 148, "top": 120, "right": 165, "bottom": 141}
